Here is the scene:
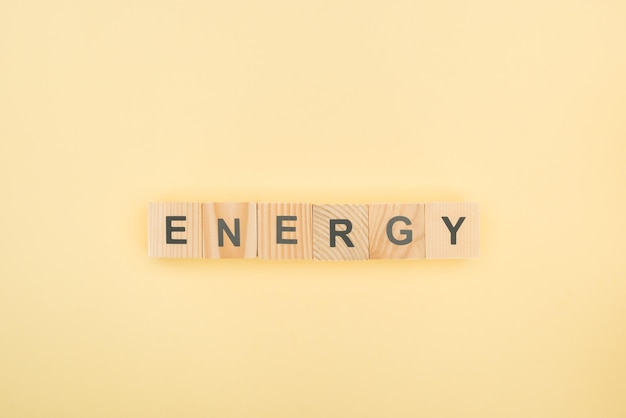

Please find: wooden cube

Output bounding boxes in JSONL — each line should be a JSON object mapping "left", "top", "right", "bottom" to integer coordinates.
{"left": 368, "top": 203, "right": 425, "bottom": 259}
{"left": 203, "top": 202, "right": 257, "bottom": 258}
{"left": 148, "top": 202, "right": 203, "bottom": 258}
{"left": 312, "top": 204, "right": 368, "bottom": 260}
{"left": 257, "top": 203, "right": 312, "bottom": 260}
{"left": 425, "top": 202, "right": 479, "bottom": 259}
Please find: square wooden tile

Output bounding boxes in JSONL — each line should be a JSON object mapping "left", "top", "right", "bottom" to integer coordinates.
{"left": 313, "top": 204, "right": 368, "bottom": 260}
{"left": 425, "top": 202, "right": 480, "bottom": 259}
{"left": 368, "top": 203, "right": 425, "bottom": 259}
{"left": 203, "top": 202, "right": 257, "bottom": 259}
{"left": 257, "top": 203, "right": 312, "bottom": 260}
{"left": 148, "top": 202, "right": 203, "bottom": 258}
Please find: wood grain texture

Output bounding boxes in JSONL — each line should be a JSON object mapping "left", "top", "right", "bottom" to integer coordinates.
{"left": 425, "top": 202, "right": 480, "bottom": 259}
{"left": 368, "top": 203, "right": 425, "bottom": 259}
{"left": 313, "top": 204, "right": 368, "bottom": 261}
{"left": 148, "top": 202, "right": 203, "bottom": 258}
{"left": 257, "top": 203, "right": 312, "bottom": 260}
{"left": 203, "top": 202, "right": 257, "bottom": 258}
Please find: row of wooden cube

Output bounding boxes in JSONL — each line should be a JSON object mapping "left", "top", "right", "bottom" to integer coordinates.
{"left": 148, "top": 202, "right": 479, "bottom": 260}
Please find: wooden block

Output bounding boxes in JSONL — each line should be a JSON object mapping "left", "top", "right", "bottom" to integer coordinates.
{"left": 313, "top": 204, "right": 368, "bottom": 260}
{"left": 368, "top": 203, "right": 425, "bottom": 259}
{"left": 257, "top": 203, "right": 312, "bottom": 260}
{"left": 203, "top": 202, "right": 257, "bottom": 258}
{"left": 148, "top": 202, "right": 203, "bottom": 258}
{"left": 425, "top": 202, "right": 479, "bottom": 259}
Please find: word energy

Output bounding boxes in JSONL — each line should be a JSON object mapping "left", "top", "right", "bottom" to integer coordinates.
{"left": 148, "top": 202, "right": 479, "bottom": 260}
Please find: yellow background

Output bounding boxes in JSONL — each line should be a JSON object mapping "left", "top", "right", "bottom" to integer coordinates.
{"left": 1, "top": 1, "right": 625, "bottom": 416}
